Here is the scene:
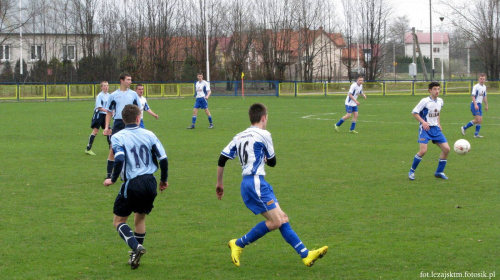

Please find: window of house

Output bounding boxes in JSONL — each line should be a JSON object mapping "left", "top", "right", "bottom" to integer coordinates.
{"left": 31, "top": 45, "right": 43, "bottom": 60}
{"left": 433, "top": 47, "right": 440, "bottom": 53}
{"left": 0, "top": 45, "right": 10, "bottom": 60}
{"left": 62, "top": 45, "right": 75, "bottom": 60}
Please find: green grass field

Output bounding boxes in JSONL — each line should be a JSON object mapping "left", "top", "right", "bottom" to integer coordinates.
{"left": 1, "top": 95, "right": 498, "bottom": 279}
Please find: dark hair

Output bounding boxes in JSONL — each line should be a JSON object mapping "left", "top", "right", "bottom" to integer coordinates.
{"left": 479, "top": 73, "right": 486, "bottom": 78}
{"left": 122, "top": 104, "right": 141, "bottom": 125}
{"left": 249, "top": 103, "right": 267, "bottom": 124}
{"left": 135, "top": 83, "right": 144, "bottom": 89}
{"left": 428, "top": 82, "right": 440, "bottom": 90}
{"left": 197, "top": 73, "right": 204, "bottom": 76}
{"left": 357, "top": 75, "right": 364, "bottom": 79}
{"left": 119, "top": 72, "right": 131, "bottom": 81}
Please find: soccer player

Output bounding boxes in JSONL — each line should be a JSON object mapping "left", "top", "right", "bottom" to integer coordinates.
{"left": 103, "top": 104, "right": 169, "bottom": 270}
{"left": 135, "top": 84, "right": 159, "bottom": 128}
{"left": 216, "top": 103, "right": 328, "bottom": 267}
{"left": 85, "top": 81, "right": 111, "bottom": 155}
{"left": 103, "top": 73, "right": 142, "bottom": 179}
{"left": 187, "top": 73, "right": 213, "bottom": 129}
{"left": 460, "top": 73, "right": 489, "bottom": 138}
{"left": 408, "top": 82, "right": 450, "bottom": 180}
{"left": 334, "top": 75, "right": 367, "bottom": 133}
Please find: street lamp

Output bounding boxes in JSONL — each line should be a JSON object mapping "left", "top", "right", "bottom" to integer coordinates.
{"left": 440, "top": 16, "right": 444, "bottom": 81}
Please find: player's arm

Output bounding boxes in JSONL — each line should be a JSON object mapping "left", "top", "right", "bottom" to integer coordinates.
{"left": 103, "top": 99, "right": 115, "bottom": 136}
{"left": 158, "top": 157, "right": 168, "bottom": 193}
{"left": 362, "top": 92, "right": 367, "bottom": 99}
{"left": 216, "top": 154, "right": 231, "bottom": 200}
{"left": 103, "top": 145, "right": 125, "bottom": 186}
{"left": 484, "top": 96, "right": 488, "bottom": 112}
{"left": 471, "top": 94, "right": 479, "bottom": 110}
{"left": 348, "top": 93, "right": 360, "bottom": 105}
{"left": 266, "top": 156, "right": 276, "bottom": 167}
{"left": 412, "top": 112, "right": 430, "bottom": 131}
{"left": 146, "top": 109, "right": 159, "bottom": 119}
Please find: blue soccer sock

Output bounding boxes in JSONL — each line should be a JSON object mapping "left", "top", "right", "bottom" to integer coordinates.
{"left": 464, "top": 121, "right": 474, "bottom": 130}
{"left": 475, "top": 125, "right": 481, "bottom": 135}
{"left": 235, "top": 221, "right": 270, "bottom": 248}
{"left": 117, "top": 223, "right": 139, "bottom": 250}
{"left": 436, "top": 158, "right": 447, "bottom": 174}
{"left": 279, "top": 222, "right": 309, "bottom": 258}
{"left": 107, "top": 160, "right": 114, "bottom": 179}
{"left": 411, "top": 154, "right": 422, "bottom": 171}
{"left": 208, "top": 116, "right": 213, "bottom": 125}
{"left": 87, "top": 134, "right": 96, "bottom": 150}
{"left": 134, "top": 232, "right": 146, "bottom": 245}
{"left": 191, "top": 116, "right": 197, "bottom": 125}
{"left": 336, "top": 119, "right": 345, "bottom": 126}
{"left": 350, "top": 122, "right": 357, "bottom": 130}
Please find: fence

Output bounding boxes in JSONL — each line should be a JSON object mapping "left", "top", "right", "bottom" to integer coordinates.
{"left": 1, "top": 80, "right": 498, "bottom": 101}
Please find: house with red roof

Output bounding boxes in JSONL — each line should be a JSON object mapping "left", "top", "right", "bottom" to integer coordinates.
{"left": 404, "top": 31, "right": 449, "bottom": 64}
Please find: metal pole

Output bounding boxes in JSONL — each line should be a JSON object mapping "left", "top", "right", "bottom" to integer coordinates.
{"left": 467, "top": 47, "right": 470, "bottom": 76}
{"left": 19, "top": 0, "right": 23, "bottom": 75}
{"left": 205, "top": 0, "right": 210, "bottom": 81}
{"left": 440, "top": 17, "right": 444, "bottom": 81}
{"left": 430, "top": 0, "right": 434, "bottom": 80}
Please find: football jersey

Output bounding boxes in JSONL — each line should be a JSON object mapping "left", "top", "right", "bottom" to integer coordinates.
{"left": 221, "top": 126, "right": 275, "bottom": 176}
{"left": 345, "top": 82, "right": 363, "bottom": 106}
{"left": 412, "top": 97, "right": 443, "bottom": 127}
{"left": 195, "top": 80, "right": 211, "bottom": 98}
{"left": 471, "top": 83, "right": 487, "bottom": 103}
{"left": 139, "top": 96, "right": 151, "bottom": 119}
{"left": 107, "top": 89, "right": 142, "bottom": 120}
{"left": 95, "top": 91, "right": 110, "bottom": 115}
{"left": 111, "top": 126, "right": 167, "bottom": 181}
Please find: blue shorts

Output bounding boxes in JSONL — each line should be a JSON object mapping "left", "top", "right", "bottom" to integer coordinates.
{"left": 113, "top": 174, "right": 158, "bottom": 217}
{"left": 345, "top": 105, "right": 358, "bottom": 113}
{"left": 194, "top": 97, "right": 208, "bottom": 109}
{"left": 112, "top": 119, "right": 125, "bottom": 135}
{"left": 418, "top": 126, "right": 447, "bottom": 144}
{"left": 241, "top": 175, "right": 278, "bottom": 215}
{"left": 470, "top": 102, "right": 482, "bottom": 116}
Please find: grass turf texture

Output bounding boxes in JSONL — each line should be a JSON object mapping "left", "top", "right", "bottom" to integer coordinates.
{"left": 1, "top": 95, "right": 498, "bottom": 279}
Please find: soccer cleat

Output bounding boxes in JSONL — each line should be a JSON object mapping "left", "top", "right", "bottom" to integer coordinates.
{"left": 349, "top": 130, "right": 358, "bottom": 134}
{"left": 434, "top": 173, "right": 448, "bottom": 180}
{"left": 460, "top": 126, "right": 466, "bottom": 136}
{"left": 408, "top": 170, "right": 415, "bottom": 181}
{"left": 187, "top": 125, "right": 195, "bottom": 129}
{"left": 228, "top": 239, "right": 243, "bottom": 267}
{"left": 208, "top": 124, "right": 214, "bottom": 129}
{"left": 127, "top": 251, "right": 134, "bottom": 265}
{"left": 85, "top": 150, "right": 96, "bottom": 156}
{"left": 302, "top": 246, "right": 328, "bottom": 267}
{"left": 130, "top": 244, "right": 146, "bottom": 270}
{"left": 334, "top": 125, "right": 339, "bottom": 132}
{"left": 474, "top": 134, "right": 484, "bottom": 138}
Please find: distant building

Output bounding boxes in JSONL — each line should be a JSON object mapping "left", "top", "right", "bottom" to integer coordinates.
{"left": 404, "top": 31, "right": 449, "bottom": 64}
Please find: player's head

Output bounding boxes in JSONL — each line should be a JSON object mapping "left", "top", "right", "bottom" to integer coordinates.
{"left": 249, "top": 103, "right": 268, "bottom": 125}
{"left": 428, "top": 82, "right": 440, "bottom": 98}
{"left": 136, "top": 84, "right": 144, "bottom": 96}
{"left": 197, "top": 73, "right": 203, "bottom": 81}
{"left": 356, "top": 75, "right": 364, "bottom": 85}
{"left": 100, "top": 81, "right": 109, "bottom": 92}
{"left": 478, "top": 73, "right": 486, "bottom": 84}
{"left": 119, "top": 72, "right": 132, "bottom": 87}
{"left": 122, "top": 104, "right": 141, "bottom": 125}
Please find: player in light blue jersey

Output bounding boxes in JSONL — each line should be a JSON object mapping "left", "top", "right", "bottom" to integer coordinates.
{"left": 216, "top": 103, "right": 328, "bottom": 267}
{"left": 103, "top": 104, "right": 168, "bottom": 270}
{"left": 136, "top": 84, "right": 159, "bottom": 128}
{"left": 408, "top": 82, "right": 451, "bottom": 180}
{"left": 187, "top": 73, "right": 213, "bottom": 129}
{"left": 103, "top": 73, "right": 142, "bottom": 179}
{"left": 85, "top": 81, "right": 111, "bottom": 155}
{"left": 461, "top": 73, "right": 489, "bottom": 138}
{"left": 334, "top": 75, "right": 367, "bottom": 133}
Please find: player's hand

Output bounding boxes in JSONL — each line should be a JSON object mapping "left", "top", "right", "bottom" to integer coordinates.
{"left": 154, "top": 114, "right": 159, "bottom": 120}
{"left": 474, "top": 105, "right": 479, "bottom": 111}
{"left": 103, "top": 178, "right": 113, "bottom": 186}
{"left": 216, "top": 184, "right": 224, "bottom": 200}
{"left": 159, "top": 181, "right": 168, "bottom": 193}
{"left": 422, "top": 122, "right": 430, "bottom": 131}
{"left": 103, "top": 128, "right": 111, "bottom": 136}
{"left": 485, "top": 105, "right": 488, "bottom": 112}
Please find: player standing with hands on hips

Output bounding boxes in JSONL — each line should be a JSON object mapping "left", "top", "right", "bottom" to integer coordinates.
{"left": 103, "top": 104, "right": 169, "bottom": 269}
{"left": 460, "top": 73, "right": 489, "bottom": 138}
{"left": 216, "top": 103, "right": 328, "bottom": 267}
{"left": 334, "top": 75, "right": 367, "bottom": 133}
{"left": 408, "top": 82, "right": 450, "bottom": 180}
{"left": 187, "top": 73, "right": 214, "bottom": 129}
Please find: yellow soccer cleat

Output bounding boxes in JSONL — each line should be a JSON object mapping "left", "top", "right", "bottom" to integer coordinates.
{"left": 334, "top": 125, "right": 340, "bottom": 132}
{"left": 228, "top": 239, "right": 243, "bottom": 267}
{"left": 302, "top": 246, "right": 328, "bottom": 267}
{"left": 85, "top": 150, "right": 96, "bottom": 156}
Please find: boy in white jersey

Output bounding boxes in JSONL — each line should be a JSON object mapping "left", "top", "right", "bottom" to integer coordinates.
{"left": 216, "top": 103, "right": 328, "bottom": 267}
{"left": 334, "top": 75, "right": 367, "bottom": 133}
{"left": 460, "top": 73, "right": 489, "bottom": 138}
{"left": 408, "top": 82, "right": 451, "bottom": 180}
{"left": 85, "top": 81, "right": 111, "bottom": 155}
{"left": 103, "top": 104, "right": 169, "bottom": 269}
{"left": 135, "top": 84, "right": 159, "bottom": 128}
{"left": 187, "top": 73, "right": 213, "bottom": 129}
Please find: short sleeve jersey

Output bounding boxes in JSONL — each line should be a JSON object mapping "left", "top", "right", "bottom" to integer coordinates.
{"left": 195, "top": 80, "right": 211, "bottom": 98}
{"left": 345, "top": 82, "right": 363, "bottom": 106}
{"left": 95, "top": 91, "right": 110, "bottom": 115}
{"left": 139, "top": 96, "right": 150, "bottom": 119}
{"left": 412, "top": 96, "right": 443, "bottom": 127}
{"left": 111, "top": 126, "right": 167, "bottom": 181}
{"left": 471, "top": 83, "right": 487, "bottom": 103}
{"left": 106, "top": 89, "right": 142, "bottom": 120}
{"left": 221, "top": 127, "right": 275, "bottom": 176}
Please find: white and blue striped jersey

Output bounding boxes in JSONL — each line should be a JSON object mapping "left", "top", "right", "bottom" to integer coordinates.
{"left": 106, "top": 89, "right": 142, "bottom": 120}
{"left": 195, "top": 80, "right": 211, "bottom": 98}
{"left": 95, "top": 91, "right": 110, "bottom": 115}
{"left": 111, "top": 126, "right": 167, "bottom": 181}
{"left": 345, "top": 82, "right": 363, "bottom": 106}
{"left": 139, "top": 96, "right": 151, "bottom": 119}
{"left": 471, "top": 83, "right": 487, "bottom": 103}
{"left": 221, "top": 126, "right": 275, "bottom": 176}
{"left": 412, "top": 97, "right": 443, "bottom": 127}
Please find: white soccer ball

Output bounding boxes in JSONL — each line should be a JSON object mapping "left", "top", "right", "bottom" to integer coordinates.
{"left": 454, "top": 139, "right": 471, "bottom": 155}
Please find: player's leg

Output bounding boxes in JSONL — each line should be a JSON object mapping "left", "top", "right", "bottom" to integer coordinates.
{"left": 205, "top": 108, "right": 213, "bottom": 128}
{"left": 134, "top": 213, "right": 147, "bottom": 245}
{"left": 188, "top": 107, "right": 199, "bottom": 129}
{"left": 85, "top": 127, "right": 99, "bottom": 155}
{"left": 350, "top": 111, "right": 359, "bottom": 133}
{"left": 474, "top": 114, "right": 483, "bottom": 137}
{"left": 409, "top": 143, "right": 427, "bottom": 180}
{"left": 462, "top": 103, "right": 478, "bottom": 134}
{"left": 435, "top": 142, "right": 450, "bottom": 179}
{"left": 335, "top": 107, "right": 352, "bottom": 131}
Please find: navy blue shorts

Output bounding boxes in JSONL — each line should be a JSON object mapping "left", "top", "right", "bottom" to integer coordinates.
{"left": 240, "top": 175, "right": 278, "bottom": 215}
{"left": 112, "top": 119, "right": 125, "bottom": 135}
{"left": 194, "top": 98, "right": 208, "bottom": 109}
{"left": 418, "top": 126, "right": 447, "bottom": 144}
{"left": 113, "top": 174, "right": 158, "bottom": 217}
{"left": 90, "top": 113, "right": 106, "bottom": 129}
{"left": 470, "top": 102, "right": 483, "bottom": 116}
